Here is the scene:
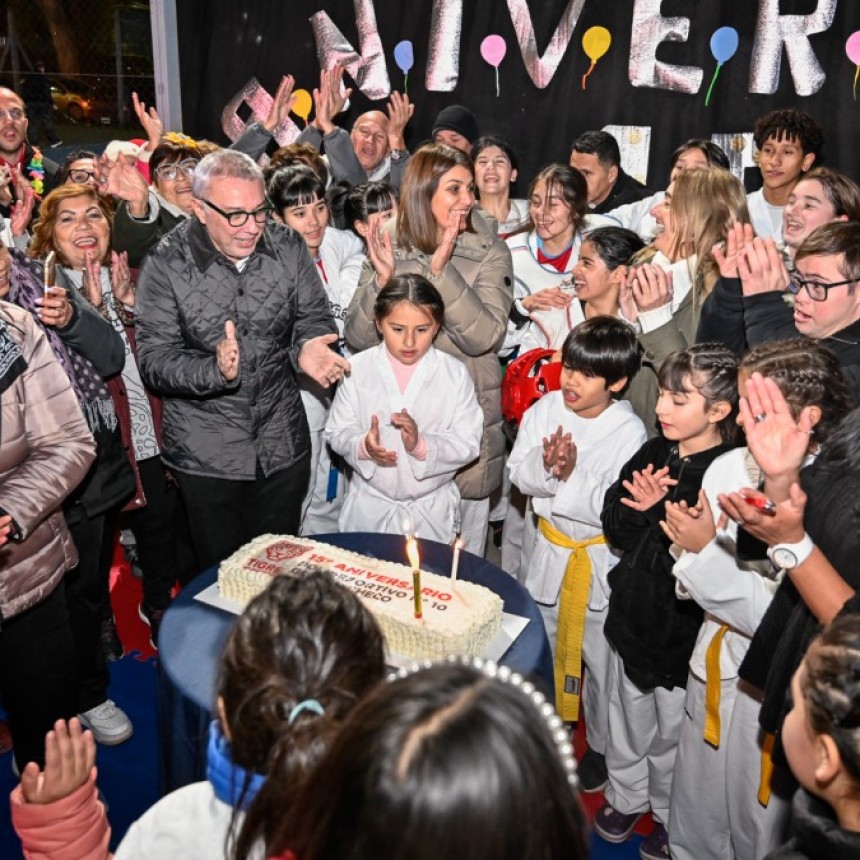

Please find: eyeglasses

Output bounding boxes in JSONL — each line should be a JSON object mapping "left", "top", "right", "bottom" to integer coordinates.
{"left": 199, "top": 197, "right": 272, "bottom": 227}
{"left": 68, "top": 169, "right": 97, "bottom": 183}
{"left": 0, "top": 108, "right": 26, "bottom": 122}
{"left": 154, "top": 159, "right": 199, "bottom": 181}
{"left": 787, "top": 273, "right": 860, "bottom": 302}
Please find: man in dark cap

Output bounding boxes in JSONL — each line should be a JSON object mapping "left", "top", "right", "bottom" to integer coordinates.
{"left": 432, "top": 105, "right": 479, "bottom": 153}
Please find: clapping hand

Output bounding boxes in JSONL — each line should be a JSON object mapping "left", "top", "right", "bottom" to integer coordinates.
{"left": 365, "top": 414, "right": 398, "bottom": 465}
{"left": 110, "top": 250, "right": 135, "bottom": 306}
{"left": 366, "top": 213, "right": 395, "bottom": 287}
{"left": 660, "top": 490, "right": 716, "bottom": 553}
{"left": 263, "top": 75, "right": 297, "bottom": 133}
{"left": 217, "top": 320, "right": 240, "bottom": 382}
{"left": 391, "top": 408, "right": 419, "bottom": 453}
{"left": 9, "top": 180, "right": 34, "bottom": 237}
{"left": 712, "top": 221, "right": 755, "bottom": 279}
{"left": 430, "top": 210, "right": 465, "bottom": 277}
{"left": 620, "top": 464, "right": 678, "bottom": 511}
{"left": 20, "top": 718, "right": 96, "bottom": 806}
{"left": 298, "top": 333, "right": 350, "bottom": 388}
{"left": 0, "top": 514, "right": 13, "bottom": 547}
{"left": 737, "top": 237, "right": 790, "bottom": 296}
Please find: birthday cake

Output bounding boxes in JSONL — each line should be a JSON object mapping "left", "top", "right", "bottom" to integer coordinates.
{"left": 218, "top": 535, "right": 504, "bottom": 660}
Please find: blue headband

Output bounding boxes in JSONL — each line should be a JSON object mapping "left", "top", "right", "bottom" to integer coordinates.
{"left": 288, "top": 698, "right": 325, "bottom": 724}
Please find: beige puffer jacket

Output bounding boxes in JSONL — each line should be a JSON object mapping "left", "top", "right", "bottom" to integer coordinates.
{"left": 345, "top": 211, "right": 513, "bottom": 499}
{"left": 0, "top": 303, "right": 96, "bottom": 619}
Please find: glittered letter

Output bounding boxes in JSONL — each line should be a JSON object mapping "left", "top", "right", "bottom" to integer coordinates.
{"left": 426, "top": 0, "right": 463, "bottom": 91}
{"left": 309, "top": 0, "right": 391, "bottom": 100}
{"left": 505, "top": 0, "right": 587, "bottom": 89}
{"left": 749, "top": 0, "right": 836, "bottom": 96}
{"left": 220, "top": 78, "right": 301, "bottom": 146}
{"left": 629, "top": 0, "right": 703, "bottom": 93}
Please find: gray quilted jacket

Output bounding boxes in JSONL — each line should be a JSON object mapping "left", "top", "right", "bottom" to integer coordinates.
{"left": 135, "top": 218, "right": 336, "bottom": 479}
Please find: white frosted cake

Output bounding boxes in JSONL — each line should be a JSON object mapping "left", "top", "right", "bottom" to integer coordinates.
{"left": 218, "top": 535, "right": 503, "bottom": 660}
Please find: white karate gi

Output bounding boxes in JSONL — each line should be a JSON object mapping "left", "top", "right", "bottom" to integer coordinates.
{"left": 324, "top": 343, "right": 483, "bottom": 543}
{"left": 508, "top": 393, "right": 646, "bottom": 749}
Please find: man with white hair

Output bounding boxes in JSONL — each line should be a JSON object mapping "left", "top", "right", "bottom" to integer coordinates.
{"left": 135, "top": 149, "right": 348, "bottom": 570}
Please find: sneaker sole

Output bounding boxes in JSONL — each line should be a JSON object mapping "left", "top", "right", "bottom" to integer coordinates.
{"left": 580, "top": 777, "right": 609, "bottom": 794}
{"left": 77, "top": 717, "right": 133, "bottom": 746}
{"left": 593, "top": 813, "right": 643, "bottom": 844}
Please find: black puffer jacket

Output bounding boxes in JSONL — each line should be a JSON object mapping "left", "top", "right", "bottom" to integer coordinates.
{"left": 135, "top": 218, "right": 337, "bottom": 480}
{"left": 602, "top": 436, "right": 735, "bottom": 690}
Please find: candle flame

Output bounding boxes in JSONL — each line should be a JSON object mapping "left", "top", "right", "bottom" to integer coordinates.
{"left": 406, "top": 536, "right": 420, "bottom": 571}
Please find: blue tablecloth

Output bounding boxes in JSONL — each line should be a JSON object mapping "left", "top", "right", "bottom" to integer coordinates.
{"left": 157, "top": 532, "right": 553, "bottom": 793}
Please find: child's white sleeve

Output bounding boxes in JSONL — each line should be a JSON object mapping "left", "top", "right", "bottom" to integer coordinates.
{"left": 323, "top": 373, "right": 377, "bottom": 481}
{"left": 408, "top": 368, "right": 483, "bottom": 480}
{"left": 507, "top": 400, "right": 558, "bottom": 498}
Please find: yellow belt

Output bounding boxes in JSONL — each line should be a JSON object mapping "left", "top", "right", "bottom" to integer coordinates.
{"left": 538, "top": 517, "right": 607, "bottom": 721}
{"left": 704, "top": 624, "right": 730, "bottom": 747}
{"left": 758, "top": 732, "right": 775, "bottom": 806}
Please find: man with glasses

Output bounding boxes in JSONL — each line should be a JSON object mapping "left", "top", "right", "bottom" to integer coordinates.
{"left": 0, "top": 87, "right": 60, "bottom": 224}
{"left": 724, "top": 223, "right": 860, "bottom": 399}
{"left": 110, "top": 137, "right": 202, "bottom": 267}
{"left": 135, "top": 149, "right": 348, "bottom": 570}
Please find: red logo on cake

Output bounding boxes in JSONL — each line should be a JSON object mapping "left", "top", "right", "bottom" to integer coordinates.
{"left": 265, "top": 541, "right": 309, "bottom": 561}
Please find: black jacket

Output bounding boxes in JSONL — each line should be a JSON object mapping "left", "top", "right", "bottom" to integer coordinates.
{"left": 765, "top": 790, "right": 860, "bottom": 860}
{"left": 603, "top": 436, "right": 735, "bottom": 690}
{"left": 592, "top": 168, "right": 653, "bottom": 215}
{"left": 697, "top": 280, "right": 860, "bottom": 400}
{"left": 136, "top": 218, "right": 337, "bottom": 480}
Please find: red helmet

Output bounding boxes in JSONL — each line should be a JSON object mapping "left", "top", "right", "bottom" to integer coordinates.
{"left": 502, "top": 348, "right": 562, "bottom": 427}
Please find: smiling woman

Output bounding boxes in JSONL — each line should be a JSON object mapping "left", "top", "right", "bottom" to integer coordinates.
{"left": 345, "top": 143, "right": 514, "bottom": 554}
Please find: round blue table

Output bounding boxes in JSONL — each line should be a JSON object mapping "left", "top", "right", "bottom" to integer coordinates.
{"left": 157, "top": 532, "right": 553, "bottom": 793}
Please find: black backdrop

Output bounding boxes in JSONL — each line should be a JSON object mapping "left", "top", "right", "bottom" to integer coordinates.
{"left": 175, "top": 0, "right": 860, "bottom": 194}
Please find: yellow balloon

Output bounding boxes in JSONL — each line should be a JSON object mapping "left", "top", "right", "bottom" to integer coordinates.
{"left": 582, "top": 26, "right": 612, "bottom": 63}
{"left": 291, "top": 89, "right": 313, "bottom": 121}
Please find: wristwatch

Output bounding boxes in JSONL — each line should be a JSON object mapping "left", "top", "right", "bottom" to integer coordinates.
{"left": 390, "top": 148, "right": 408, "bottom": 162}
{"left": 767, "top": 533, "right": 814, "bottom": 570}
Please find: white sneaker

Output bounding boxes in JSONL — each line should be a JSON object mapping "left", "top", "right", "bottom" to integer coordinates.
{"left": 78, "top": 700, "right": 133, "bottom": 745}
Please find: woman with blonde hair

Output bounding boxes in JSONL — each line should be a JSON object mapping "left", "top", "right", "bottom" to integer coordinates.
{"left": 621, "top": 167, "right": 750, "bottom": 364}
{"left": 345, "top": 142, "right": 513, "bottom": 554}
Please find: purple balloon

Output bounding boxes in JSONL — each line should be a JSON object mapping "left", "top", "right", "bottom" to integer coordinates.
{"left": 394, "top": 40, "right": 414, "bottom": 74}
{"left": 710, "top": 27, "right": 739, "bottom": 64}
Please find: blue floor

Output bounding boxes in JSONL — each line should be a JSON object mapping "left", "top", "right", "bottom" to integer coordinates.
{"left": 0, "top": 652, "right": 159, "bottom": 857}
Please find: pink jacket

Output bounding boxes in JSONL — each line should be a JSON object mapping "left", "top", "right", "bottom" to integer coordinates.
{"left": 10, "top": 775, "right": 110, "bottom": 860}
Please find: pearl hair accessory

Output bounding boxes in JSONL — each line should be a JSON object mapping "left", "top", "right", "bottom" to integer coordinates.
{"left": 392, "top": 655, "right": 579, "bottom": 789}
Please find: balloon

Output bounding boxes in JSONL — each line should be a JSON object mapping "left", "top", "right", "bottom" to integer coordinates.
{"left": 846, "top": 31, "right": 860, "bottom": 65}
{"left": 710, "top": 27, "right": 739, "bottom": 64}
{"left": 291, "top": 89, "right": 312, "bottom": 122}
{"left": 582, "top": 26, "right": 611, "bottom": 63}
{"left": 394, "top": 40, "right": 414, "bottom": 73}
{"left": 480, "top": 34, "right": 507, "bottom": 68}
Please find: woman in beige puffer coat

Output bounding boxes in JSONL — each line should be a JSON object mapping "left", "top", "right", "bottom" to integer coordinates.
{"left": 345, "top": 143, "right": 513, "bottom": 553}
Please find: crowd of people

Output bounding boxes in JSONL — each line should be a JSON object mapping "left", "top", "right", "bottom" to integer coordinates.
{"left": 2, "top": 63, "right": 860, "bottom": 860}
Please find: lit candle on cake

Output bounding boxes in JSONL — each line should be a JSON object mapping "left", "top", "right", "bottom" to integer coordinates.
{"left": 406, "top": 535, "right": 423, "bottom": 619}
{"left": 450, "top": 536, "right": 464, "bottom": 584}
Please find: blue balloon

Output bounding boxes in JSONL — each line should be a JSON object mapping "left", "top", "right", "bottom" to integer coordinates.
{"left": 394, "top": 40, "right": 414, "bottom": 73}
{"left": 710, "top": 27, "right": 739, "bottom": 64}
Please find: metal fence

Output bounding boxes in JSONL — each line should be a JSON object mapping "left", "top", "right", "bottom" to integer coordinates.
{"left": 0, "top": 0, "right": 155, "bottom": 142}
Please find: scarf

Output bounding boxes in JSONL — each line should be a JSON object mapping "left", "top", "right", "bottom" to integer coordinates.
{"left": 206, "top": 721, "right": 266, "bottom": 811}
{"left": 8, "top": 250, "right": 116, "bottom": 435}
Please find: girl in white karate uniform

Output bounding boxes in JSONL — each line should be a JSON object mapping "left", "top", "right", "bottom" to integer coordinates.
{"left": 662, "top": 340, "right": 852, "bottom": 860}
{"left": 325, "top": 274, "right": 482, "bottom": 542}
